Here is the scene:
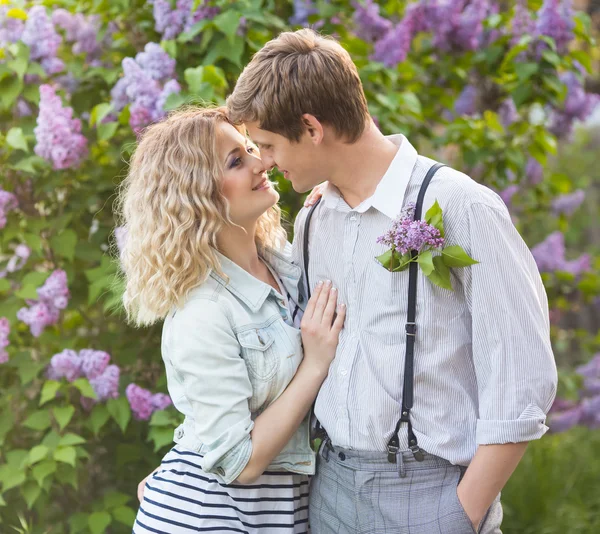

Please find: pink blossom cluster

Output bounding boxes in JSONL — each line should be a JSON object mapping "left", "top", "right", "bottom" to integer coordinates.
{"left": 126, "top": 383, "right": 172, "bottom": 421}
{"left": 110, "top": 43, "right": 181, "bottom": 133}
{"left": 52, "top": 9, "right": 102, "bottom": 64}
{"left": 34, "top": 85, "right": 88, "bottom": 170}
{"left": 47, "top": 348, "right": 120, "bottom": 402}
{"left": 0, "top": 188, "right": 18, "bottom": 229}
{"left": 21, "top": 6, "right": 64, "bottom": 75}
{"left": 0, "top": 6, "right": 25, "bottom": 45}
{"left": 17, "top": 269, "right": 70, "bottom": 337}
{"left": 0, "top": 317, "right": 10, "bottom": 364}
{"left": 377, "top": 203, "right": 445, "bottom": 255}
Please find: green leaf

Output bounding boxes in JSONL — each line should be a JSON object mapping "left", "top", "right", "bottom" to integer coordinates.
{"left": 0, "top": 75, "right": 23, "bottom": 108}
{"left": 90, "top": 103, "right": 113, "bottom": 127}
{"left": 53, "top": 446, "right": 76, "bottom": 467}
{"left": 0, "top": 464, "right": 26, "bottom": 491}
{"left": 202, "top": 65, "right": 228, "bottom": 89}
{"left": 416, "top": 251, "right": 434, "bottom": 276}
{"left": 6, "top": 127, "right": 29, "bottom": 152}
{"left": 177, "top": 19, "right": 211, "bottom": 42}
{"left": 69, "top": 513, "right": 89, "bottom": 534}
{"left": 148, "top": 425, "right": 175, "bottom": 452}
{"left": 392, "top": 252, "right": 413, "bottom": 272}
{"left": 426, "top": 256, "right": 454, "bottom": 291}
{"left": 103, "top": 491, "right": 131, "bottom": 509}
{"left": 149, "top": 409, "right": 174, "bottom": 426}
{"left": 571, "top": 50, "right": 592, "bottom": 73}
{"left": 441, "top": 245, "right": 479, "bottom": 268}
{"left": 97, "top": 121, "right": 118, "bottom": 142}
{"left": 27, "top": 445, "right": 49, "bottom": 466}
{"left": 375, "top": 249, "right": 393, "bottom": 270}
{"left": 23, "top": 410, "right": 52, "bottom": 431}
{"left": 21, "top": 480, "right": 41, "bottom": 509}
{"left": 213, "top": 10, "right": 242, "bottom": 45}
{"left": 88, "top": 404, "right": 110, "bottom": 435}
{"left": 424, "top": 200, "right": 444, "bottom": 237}
{"left": 107, "top": 397, "right": 131, "bottom": 433}
{"left": 58, "top": 433, "right": 86, "bottom": 447}
{"left": 52, "top": 405, "right": 75, "bottom": 431}
{"left": 72, "top": 378, "right": 97, "bottom": 400}
{"left": 112, "top": 505, "right": 136, "bottom": 527}
{"left": 203, "top": 36, "right": 244, "bottom": 68}
{"left": 88, "top": 511, "right": 112, "bottom": 534}
{"left": 40, "top": 381, "right": 62, "bottom": 406}
{"left": 185, "top": 66, "right": 204, "bottom": 94}
{"left": 50, "top": 229, "right": 78, "bottom": 261}
{"left": 23, "top": 233, "right": 43, "bottom": 254}
{"left": 32, "top": 460, "right": 57, "bottom": 486}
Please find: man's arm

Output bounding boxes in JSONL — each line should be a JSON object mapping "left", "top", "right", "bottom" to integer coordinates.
{"left": 458, "top": 442, "right": 528, "bottom": 528}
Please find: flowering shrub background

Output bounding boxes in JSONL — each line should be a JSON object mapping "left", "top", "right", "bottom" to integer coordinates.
{"left": 1, "top": 0, "right": 599, "bottom": 532}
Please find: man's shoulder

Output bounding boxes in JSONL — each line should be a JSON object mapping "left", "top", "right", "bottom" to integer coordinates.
{"left": 416, "top": 156, "right": 507, "bottom": 214}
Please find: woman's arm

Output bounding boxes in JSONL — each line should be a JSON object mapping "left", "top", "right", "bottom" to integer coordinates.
{"left": 237, "top": 281, "right": 344, "bottom": 483}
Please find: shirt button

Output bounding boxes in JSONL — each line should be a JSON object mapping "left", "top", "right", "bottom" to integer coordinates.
{"left": 175, "top": 428, "right": 184, "bottom": 439}
{"left": 340, "top": 368, "right": 347, "bottom": 376}
{"left": 350, "top": 215, "right": 357, "bottom": 221}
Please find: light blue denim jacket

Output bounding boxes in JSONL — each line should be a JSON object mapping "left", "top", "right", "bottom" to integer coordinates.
{"left": 161, "top": 243, "right": 315, "bottom": 484}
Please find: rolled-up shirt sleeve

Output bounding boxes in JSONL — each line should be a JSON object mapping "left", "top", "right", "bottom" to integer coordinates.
{"left": 459, "top": 198, "right": 558, "bottom": 445}
{"left": 166, "top": 298, "right": 253, "bottom": 484}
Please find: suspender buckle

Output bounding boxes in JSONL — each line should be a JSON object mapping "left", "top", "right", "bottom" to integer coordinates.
{"left": 405, "top": 322, "right": 416, "bottom": 336}
{"left": 387, "top": 443, "right": 399, "bottom": 463}
{"left": 409, "top": 444, "right": 425, "bottom": 462}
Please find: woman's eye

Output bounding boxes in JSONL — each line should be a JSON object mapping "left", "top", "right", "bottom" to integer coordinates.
{"left": 231, "top": 157, "right": 242, "bottom": 168}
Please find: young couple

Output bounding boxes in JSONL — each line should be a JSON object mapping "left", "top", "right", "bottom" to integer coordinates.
{"left": 119, "top": 29, "right": 557, "bottom": 534}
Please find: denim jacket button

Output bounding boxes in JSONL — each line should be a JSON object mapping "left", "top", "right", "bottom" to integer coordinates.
{"left": 175, "top": 428, "right": 184, "bottom": 439}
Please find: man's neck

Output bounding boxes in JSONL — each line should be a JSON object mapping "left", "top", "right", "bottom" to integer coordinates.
{"left": 327, "top": 123, "right": 400, "bottom": 209}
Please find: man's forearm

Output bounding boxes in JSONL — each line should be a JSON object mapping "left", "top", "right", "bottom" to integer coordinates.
{"left": 458, "top": 442, "right": 529, "bottom": 528}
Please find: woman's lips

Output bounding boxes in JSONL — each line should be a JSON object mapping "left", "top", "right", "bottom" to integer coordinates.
{"left": 252, "top": 177, "right": 270, "bottom": 191}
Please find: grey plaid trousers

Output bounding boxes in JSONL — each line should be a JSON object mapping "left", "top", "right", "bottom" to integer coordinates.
{"left": 309, "top": 443, "right": 502, "bottom": 534}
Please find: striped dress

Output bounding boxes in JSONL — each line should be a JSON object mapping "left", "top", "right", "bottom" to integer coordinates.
{"left": 133, "top": 447, "right": 310, "bottom": 534}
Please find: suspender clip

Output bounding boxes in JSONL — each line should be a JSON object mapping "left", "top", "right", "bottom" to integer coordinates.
{"left": 387, "top": 443, "right": 399, "bottom": 463}
{"left": 405, "top": 322, "right": 416, "bottom": 336}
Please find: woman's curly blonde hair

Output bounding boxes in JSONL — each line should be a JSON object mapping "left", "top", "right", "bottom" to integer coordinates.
{"left": 115, "top": 106, "right": 287, "bottom": 327}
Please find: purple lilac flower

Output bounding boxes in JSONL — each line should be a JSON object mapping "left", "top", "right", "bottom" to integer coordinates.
{"left": 352, "top": 0, "right": 392, "bottom": 43}
{"left": 49, "top": 349, "right": 83, "bottom": 382}
{"left": 526, "top": 157, "right": 543, "bottom": 185}
{"left": 499, "top": 185, "right": 519, "bottom": 208}
{"left": 52, "top": 9, "right": 102, "bottom": 61}
{"left": 0, "top": 244, "right": 31, "bottom": 278}
{"left": 0, "top": 189, "right": 18, "bottom": 229}
{"left": 498, "top": 98, "right": 518, "bottom": 128}
{"left": 535, "top": 0, "right": 574, "bottom": 54}
{"left": 151, "top": 393, "right": 173, "bottom": 411}
{"left": 510, "top": 0, "right": 535, "bottom": 46}
{"left": 16, "top": 99, "right": 33, "bottom": 118}
{"left": 155, "top": 79, "right": 182, "bottom": 114}
{"left": 150, "top": 0, "right": 219, "bottom": 39}
{"left": 0, "top": 6, "right": 25, "bottom": 45}
{"left": 90, "top": 364, "right": 120, "bottom": 401}
{"left": 135, "top": 43, "right": 176, "bottom": 81}
{"left": 290, "top": 0, "right": 318, "bottom": 26}
{"left": 184, "top": 2, "right": 219, "bottom": 32}
{"left": 0, "top": 317, "right": 10, "bottom": 364}
{"left": 80, "top": 349, "right": 110, "bottom": 379}
{"left": 21, "top": 6, "right": 64, "bottom": 75}
{"left": 577, "top": 354, "right": 600, "bottom": 380}
{"left": 377, "top": 203, "right": 444, "bottom": 255}
{"left": 531, "top": 231, "right": 590, "bottom": 276}
{"left": 551, "top": 189, "right": 585, "bottom": 216}
{"left": 17, "top": 269, "right": 70, "bottom": 337}
{"left": 452, "top": 0, "right": 488, "bottom": 51}
{"left": 549, "top": 406, "right": 581, "bottom": 432}
{"left": 34, "top": 85, "right": 88, "bottom": 170}
{"left": 126, "top": 383, "right": 156, "bottom": 420}
{"left": 453, "top": 84, "right": 479, "bottom": 117}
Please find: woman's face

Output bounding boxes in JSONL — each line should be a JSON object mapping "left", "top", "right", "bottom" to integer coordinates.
{"left": 218, "top": 122, "right": 279, "bottom": 227}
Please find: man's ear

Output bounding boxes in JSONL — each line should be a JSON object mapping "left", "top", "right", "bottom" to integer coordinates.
{"left": 301, "top": 113, "right": 324, "bottom": 145}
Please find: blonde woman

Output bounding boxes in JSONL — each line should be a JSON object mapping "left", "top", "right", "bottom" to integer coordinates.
{"left": 117, "top": 107, "right": 345, "bottom": 534}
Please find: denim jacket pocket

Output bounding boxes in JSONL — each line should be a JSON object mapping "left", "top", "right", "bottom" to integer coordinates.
{"left": 237, "top": 328, "right": 279, "bottom": 381}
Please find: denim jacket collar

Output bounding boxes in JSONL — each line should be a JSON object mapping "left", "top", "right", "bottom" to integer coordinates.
{"left": 210, "top": 245, "right": 302, "bottom": 312}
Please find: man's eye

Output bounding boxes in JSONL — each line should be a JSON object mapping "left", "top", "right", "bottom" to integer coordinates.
{"left": 246, "top": 146, "right": 255, "bottom": 154}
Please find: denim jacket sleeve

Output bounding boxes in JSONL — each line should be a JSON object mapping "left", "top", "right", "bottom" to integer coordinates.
{"left": 165, "top": 297, "right": 254, "bottom": 484}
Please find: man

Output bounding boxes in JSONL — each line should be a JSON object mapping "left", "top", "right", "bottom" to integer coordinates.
{"left": 225, "top": 28, "right": 557, "bottom": 533}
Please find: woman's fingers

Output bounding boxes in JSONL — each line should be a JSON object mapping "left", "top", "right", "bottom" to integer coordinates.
{"left": 304, "top": 280, "right": 323, "bottom": 319}
{"left": 312, "top": 281, "right": 332, "bottom": 322}
{"left": 322, "top": 285, "right": 338, "bottom": 326}
{"left": 331, "top": 303, "right": 346, "bottom": 335}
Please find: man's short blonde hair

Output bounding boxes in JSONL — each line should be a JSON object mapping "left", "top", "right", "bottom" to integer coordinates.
{"left": 227, "top": 28, "right": 370, "bottom": 143}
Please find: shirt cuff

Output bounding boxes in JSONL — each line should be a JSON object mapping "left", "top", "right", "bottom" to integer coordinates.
{"left": 476, "top": 403, "right": 549, "bottom": 445}
{"left": 201, "top": 433, "right": 253, "bottom": 485}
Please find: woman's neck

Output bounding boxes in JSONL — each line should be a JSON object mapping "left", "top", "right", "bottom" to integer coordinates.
{"left": 216, "top": 223, "right": 263, "bottom": 276}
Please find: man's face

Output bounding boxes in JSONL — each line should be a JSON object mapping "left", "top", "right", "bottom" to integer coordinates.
{"left": 245, "top": 122, "right": 326, "bottom": 194}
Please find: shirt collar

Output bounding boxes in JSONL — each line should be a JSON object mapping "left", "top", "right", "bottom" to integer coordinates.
{"left": 321, "top": 134, "right": 418, "bottom": 220}
{"left": 210, "top": 245, "right": 301, "bottom": 312}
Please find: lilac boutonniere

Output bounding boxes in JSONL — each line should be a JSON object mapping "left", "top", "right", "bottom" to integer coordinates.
{"left": 375, "top": 201, "right": 478, "bottom": 291}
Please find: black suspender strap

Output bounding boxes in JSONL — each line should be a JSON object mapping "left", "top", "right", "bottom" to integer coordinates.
{"left": 303, "top": 197, "right": 322, "bottom": 301}
{"left": 387, "top": 162, "right": 446, "bottom": 463}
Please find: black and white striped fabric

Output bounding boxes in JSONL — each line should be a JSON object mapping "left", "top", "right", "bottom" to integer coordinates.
{"left": 133, "top": 447, "right": 310, "bottom": 534}
{"left": 292, "top": 134, "right": 557, "bottom": 466}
